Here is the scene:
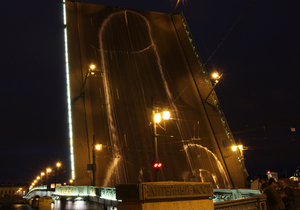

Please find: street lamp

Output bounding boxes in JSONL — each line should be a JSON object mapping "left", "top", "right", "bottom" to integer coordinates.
{"left": 55, "top": 162, "right": 61, "bottom": 187}
{"left": 40, "top": 172, "right": 45, "bottom": 186}
{"left": 231, "top": 144, "right": 245, "bottom": 159}
{"left": 46, "top": 168, "right": 51, "bottom": 188}
{"left": 91, "top": 135, "right": 102, "bottom": 186}
{"left": 204, "top": 72, "right": 223, "bottom": 102}
{"left": 172, "top": 0, "right": 181, "bottom": 14}
{"left": 69, "top": 179, "right": 73, "bottom": 186}
{"left": 81, "top": 64, "right": 100, "bottom": 97}
{"left": 231, "top": 140, "right": 248, "bottom": 186}
{"left": 36, "top": 176, "right": 40, "bottom": 186}
{"left": 152, "top": 98, "right": 170, "bottom": 181}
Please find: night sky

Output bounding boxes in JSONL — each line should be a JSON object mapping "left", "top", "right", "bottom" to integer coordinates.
{"left": 1, "top": 0, "right": 299, "bottom": 184}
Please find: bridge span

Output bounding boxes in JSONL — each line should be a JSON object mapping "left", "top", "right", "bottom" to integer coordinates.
{"left": 24, "top": 185, "right": 266, "bottom": 210}
{"left": 25, "top": 185, "right": 119, "bottom": 209}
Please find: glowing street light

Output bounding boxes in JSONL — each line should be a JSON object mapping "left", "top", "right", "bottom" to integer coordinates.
{"left": 91, "top": 135, "right": 103, "bottom": 186}
{"left": 232, "top": 140, "right": 248, "bottom": 186}
{"left": 231, "top": 145, "right": 237, "bottom": 152}
{"left": 36, "top": 176, "right": 40, "bottom": 186}
{"left": 81, "top": 64, "right": 101, "bottom": 97}
{"left": 204, "top": 72, "right": 223, "bottom": 102}
{"left": 40, "top": 172, "right": 45, "bottom": 185}
{"left": 152, "top": 97, "right": 171, "bottom": 181}
{"left": 46, "top": 168, "right": 51, "bottom": 189}
{"left": 162, "top": 111, "right": 170, "bottom": 120}
{"left": 89, "top": 64, "right": 96, "bottom": 70}
{"left": 231, "top": 144, "right": 244, "bottom": 153}
{"left": 55, "top": 162, "right": 62, "bottom": 187}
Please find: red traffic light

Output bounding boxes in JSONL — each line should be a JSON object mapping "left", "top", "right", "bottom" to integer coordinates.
{"left": 267, "top": 171, "right": 271, "bottom": 174}
{"left": 153, "top": 162, "right": 162, "bottom": 168}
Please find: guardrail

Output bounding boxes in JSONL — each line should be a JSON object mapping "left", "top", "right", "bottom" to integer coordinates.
{"left": 214, "top": 192, "right": 267, "bottom": 210}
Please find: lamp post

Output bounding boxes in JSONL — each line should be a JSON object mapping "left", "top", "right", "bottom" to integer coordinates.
{"left": 172, "top": 0, "right": 181, "bottom": 14}
{"left": 36, "top": 176, "right": 40, "bottom": 186}
{"left": 40, "top": 172, "right": 45, "bottom": 186}
{"left": 92, "top": 135, "right": 102, "bottom": 186}
{"left": 204, "top": 72, "right": 223, "bottom": 102}
{"left": 152, "top": 97, "right": 170, "bottom": 181}
{"left": 231, "top": 140, "right": 248, "bottom": 186}
{"left": 55, "top": 162, "right": 61, "bottom": 187}
{"left": 81, "top": 64, "right": 100, "bottom": 97}
{"left": 46, "top": 168, "right": 51, "bottom": 188}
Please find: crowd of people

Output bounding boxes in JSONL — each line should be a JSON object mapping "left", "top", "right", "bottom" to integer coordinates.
{"left": 250, "top": 176, "right": 296, "bottom": 210}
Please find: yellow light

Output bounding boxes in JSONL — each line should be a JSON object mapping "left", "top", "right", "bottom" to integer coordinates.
{"left": 90, "top": 64, "right": 96, "bottom": 70}
{"left": 37, "top": 176, "right": 40, "bottom": 180}
{"left": 70, "top": 179, "right": 73, "bottom": 183}
{"left": 56, "top": 162, "right": 61, "bottom": 167}
{"left": 212, "top": 72, "right": 219, "bottom": 79}
{"left": 154, "top": 113, "right": 161, "bottom": 123}
{"left": 95, "top": 144, "right": 102, "bottom": 150}
{"left": 41, "top": 172, "right": 45, "bottom": 176}
{"left": 34, "top": 180, "right": 37, "bottom": 183}
{"left": 232, "top": 146, "right": 237, "bottom": 151}
{"left": 90, "top": 71, "right": 95, "bottom": 75}
{"left": 162, "top": 111, "right": 170, "bottom": 120}
{"left": 47, "top": 168, "right": 51, "bottom": 173}
{"left": 238, "top": 145, "right": 243, "bottom": 150}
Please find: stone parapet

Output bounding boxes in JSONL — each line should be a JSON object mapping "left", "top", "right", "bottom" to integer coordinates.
{"left": 116, "top": 182, "right": 214, "bottom": 210}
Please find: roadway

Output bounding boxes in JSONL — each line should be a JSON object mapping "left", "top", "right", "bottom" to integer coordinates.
{"left": 66, "top": 2, "right": 245, "bottom": 188}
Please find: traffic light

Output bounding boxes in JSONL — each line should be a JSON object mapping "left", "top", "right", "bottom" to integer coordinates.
{"left": 153, "top": 162, "right": 162, "bottom": 169}
{"left": 267, "top": 171, "right": 271, "bottom": 174}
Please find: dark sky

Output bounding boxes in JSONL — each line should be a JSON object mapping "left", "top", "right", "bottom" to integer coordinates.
{"left": 1, "top": 0, "right": 299, "bottom": 184}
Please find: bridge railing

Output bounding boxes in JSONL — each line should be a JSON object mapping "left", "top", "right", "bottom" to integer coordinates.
{"left": 24, "top": 185, "right": 54, "bottom": 200}
{"left": 214, "top": 194, "right": 267, "bottom": 210}
{"left": 212, "top": 189, "right": 267, "bottom": 210}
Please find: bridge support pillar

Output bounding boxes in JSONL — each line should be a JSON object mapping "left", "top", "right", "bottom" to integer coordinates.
{"left": 116, "top": 182, "right": 214, "bottom": 210}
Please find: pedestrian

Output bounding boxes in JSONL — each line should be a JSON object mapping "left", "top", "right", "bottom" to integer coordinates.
{"left": 251, "top": 176, "right": 262, "bottom": 190}
{"left": 261, "top": 178, "right": 267, "bottom": 192}
{"left": 264, "top": 178, "right": 282, "bottom": 210}
{"left": 190, "top": 175, "right": 199, "bottom": 182}
{"left": 279, "top": 178, "right": 296, "bottom": 210}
